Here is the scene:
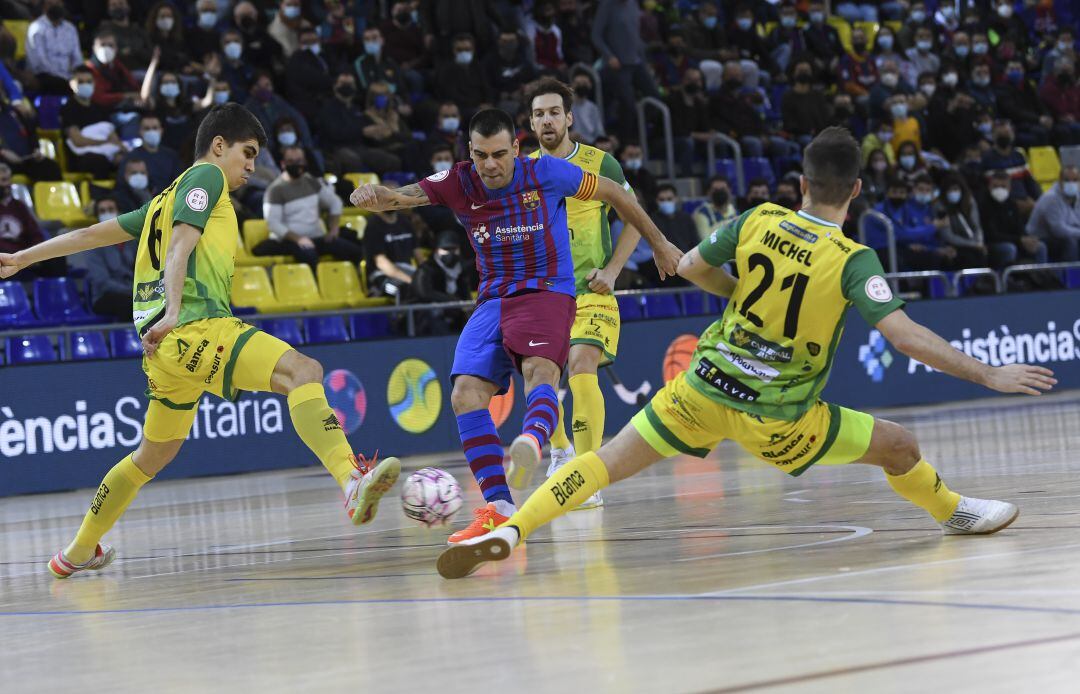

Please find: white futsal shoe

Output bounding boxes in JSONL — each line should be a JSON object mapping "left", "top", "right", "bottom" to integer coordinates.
{"left": 437, "top": 525, "right": 521, "bottom": 579}
{"left": 506, "top": 434, "right": 542, "bottom": 489}
{"left": 344, "top": 453, "right": 401, "bottom": 526}
{"left": 941, "top": 496, "right": 1019, "bottom": 535}
{"left": 547, "top": 443, "right": 603, "bottom": 510}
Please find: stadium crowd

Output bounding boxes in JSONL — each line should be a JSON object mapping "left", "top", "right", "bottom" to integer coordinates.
{"left": 0, "top": 0, "right": 1078, "bottom": 322}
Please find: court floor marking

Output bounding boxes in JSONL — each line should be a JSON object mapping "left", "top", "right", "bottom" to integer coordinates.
{"left": 672, "top": 525, "right": 873, "bottom": 561}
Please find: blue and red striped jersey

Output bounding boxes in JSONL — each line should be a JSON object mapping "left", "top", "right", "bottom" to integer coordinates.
{"left": 418, "top": 156, "right": 598, "bottom": 303}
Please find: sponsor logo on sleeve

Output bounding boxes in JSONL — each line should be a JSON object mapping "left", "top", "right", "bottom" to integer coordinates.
{"left": 426, "top": 170, "right": 450, "bottom": 182}
{"left": 865, "top": 275, "right": 894, "bottom": 303}
{"left": 185, "top": 187, "right": 209, "bottom": 212}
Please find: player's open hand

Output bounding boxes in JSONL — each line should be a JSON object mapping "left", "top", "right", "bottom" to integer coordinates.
{"left": 984, "top": 364, "right": 1056, "bottom": 395}
{"left": 587, "top": 266, "right": 618, "bottom": 294}
{"left": 652, "top": 240, "right": 683, "bottom": 280}
{"left": 350, "top": 183, "right": 388, "bottom": 210}
{"left": 141, "top": 313, "right": 179, "bottom": 359}
{"left": 0, "top": 252, "right": 25, "bottom": 279}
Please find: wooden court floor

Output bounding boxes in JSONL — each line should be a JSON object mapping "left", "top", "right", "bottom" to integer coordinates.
{"left": 1, "top": 391, "right": 1079, "bottom": 693}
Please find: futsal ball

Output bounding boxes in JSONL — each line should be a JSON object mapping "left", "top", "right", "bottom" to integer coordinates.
{"left": 387, "top": 358, "right": 442, "bottom": 434}
{"left": 401, "top": 467, "right": 464, "bottom": 527}
{"left": 663, "top": 334, "right": 700, "bottom": 383}
{"left": 324, "top": 368, "right": 367, "bottom": 434}
{"left": 488, "top": 375, "right": 515, "bottom": 428}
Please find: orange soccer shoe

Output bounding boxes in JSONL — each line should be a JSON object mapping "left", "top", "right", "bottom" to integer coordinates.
{"left": 447, "top": 503, "right": 510, "bottom": 545}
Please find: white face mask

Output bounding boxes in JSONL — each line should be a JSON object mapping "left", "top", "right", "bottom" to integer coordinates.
{"left": 973, "top": 42, "right": 989, "bottom": 55}
{"left": 160, "top": 82, "right": 180, "bottom": 99}
{"left": 440, "top": 117, "right": 460, "bottom": 132}
{"left": 141, "top": 129, "right": 162, "bottom": 148}
{"left": 224, "top": 42, "right": 242, "bottom": 60}
{"left": 1062, "top": 181, "right": 1079, "bottom": 197}
{"left": 283, "top": 5, "right": 301, "bottom": 19}
{"left": 916, "top": 39, "right": 932, "bottom": 52}
{"left": 127, "top": 172, "right": 149, "bottom": 190}
{"left": 433, "top": 160, "right": 453, "bottom": 173}
{"left": 214, "top": 90, "right": 230, "bottom": 104}
{"left": 920, "top": 83, "right": 936, "bottom": 97}
{"left": 157, "top": 16, "right": 174, "bottom": 32}
{"left": 277, "top": 131, "right": 297, "bottom": 146}
{"left": 881, "top": 73, "right": 899, "bottom": 88}
{"left": 305, "top": 43, "right": 321, "bottom": 56}
{"left": 997, "top": 4, "right": 1013, "bottom": 18}
{"left": 946, "top": 190, "right": 962, "bottom": 204}
{"left": 899, "top": 154, "right": 916, "bottom": 170}
{"left": 891, "top": 102, "right": 909, "bottom": 119}
{"left": 98, "top": 212, "right": 118, "bottom": 222}
{"left": 94, "top": 45, "right": 116, "bottom": 64}
{"left": 657, "top": 200, "right": 676, "bottom": 215}
{"left": 990, "top": 187, "right": 1010, "bottom": 202}
{"left": 455, "top": 51, "right": 473, "bottom": 65}
{"left": 199, "top": 12, "right": 217, "bottom": 29}
{"left": 623, "top": 157, "right": 643, "bottom": 171}
{"left": 75, "top": 82, "right": 94, "bottom": 99}
{"left": 877, "top": 34, "right": 894, "bottom": 50}
{"left": 942, "top": 72, "right": 958, "bottom": 87}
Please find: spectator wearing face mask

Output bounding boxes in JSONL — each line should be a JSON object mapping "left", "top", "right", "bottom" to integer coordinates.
{"left": 800, "top": 1, "right": 843, "bottom": 74}
{"left": 995, "top": 60, "right": 1054, "bottom": 147}
{"left": 1026, "top": 166, "right": 1080, "bottom": 262}
{"left": 619, "top": 143, "right": 657, "bottom": 209}
{"left": 1040, "top": 58, "right": 1080, "bottom": 145}
{"left": 887, "top": 97, "right": 922, "bottom": 157}
{"left": 782, "top": 60, "right": 831, "bottom": 146}
{"left": 1041, "top": 29, "right": 1075, "bottom": 86}
{"left": 693, "top": 175, "right": 738, "bottom": 241}
{"left": 255, "top": 146, "right": 361, "bottom": 268}
{"left": 113, "top": 158, "right": 153, "bottom": 213}
{"left": 871, "top": 26, "right": 907, "bottom": 74}
{"left": 245, "top": 72, "right": 315, "bottom": 154}
{"left": 525, "top": 1, "right": 566, "bottom": 73}
{"left": 836, "top": 27, "right": 878, "bottom": 104}
{"left": 26, "top": 0, "right": 82, "bottom": 95}
{"left": 434, "top": 34, "right": 493, "bottom": 117}
{"left": 378, "top": 0, "right": 429, "bottom": 74}
{"left": 869, "top": 177, "right": 947, "bottom": 271}
{"left": 980, "top": 122, "right": 1040, "bottom": 216}
{"left": 99, "top": 0, "right": 154, "bottom": 71}
{"left": 894, "top": 140, "right": 928, "bottom": 186}
{"left": 268, "top": 0, "right": 304, "bottom": 57}
{"left": 411, "top": 231, "right": 477, "bottom": 335}
{"left": 120, "top": 115, "right": 182, "bottom": 194}
{"left": 568, "top": 74, "right": 605, "bottom": 144}
{"left": 904, "top": 28, "right": 939, "bottom": 80}
{"left": 767, "top": 2, "right": 807, "bottom": 74}
{"left": 233, "top": 1, "right": 284, "bottom": 72}
{"left": 773, "top": 178, "right": 801, "bottom": 211}
{"left": 896, "top": 1, "right": 933, "bottom": 52}
{"left": 861, "top": 148, "right": 892, "bottom": 204}
{"left": 61, "top": 65, "right": 122, "bottom": 179}
{"left": 485, "top": 29, "right": 537, "bottom": 113}
{"left": 684, "top": 1, "right": 729, "bottom": 64}
{"left": 359, "top": 82, "right": 410, "bottom": 174}
{"left": 149, "top": 71, "right": 195, "bottom": 152}
{"left": 75, "top": 196, "right": 135, "bottom": 321}
{"left": 943, "top": 31, "right": 974, "bottom": 79}
{"left": 355, "top": 26, "right": 410, "bottom": 99}
{"left": 424, "top": 101, "right": 468, "bottom": 164}
{"left": 728, "top": 5, "right": 778, "bottom": 76}
{"left": 146, "top": 2, "right": 189, "bottom": 73}
{"left": 861, "top": 121, "right": 897, "bottom": 166}
{"left": 967, "top": 63, "right": 997, "bottom": 111}
{"left": 0, "top": 163, "right": 65, "bottom": 279}
{"left": 711, "top": 61, "right": 798, "bottom": 160}
{"left": 85, "top": 29, "right": 144, "bottom": 110}
{"left": 667, "top": 68, "right": 712, "bottom": 177}
{"left": 986, "top": 0, "right": 1029, "bottom": 52}
{"left": 219, "top": 31, "right": 255, "bottom": 98}
{"left": 869, "top": 59, "right": 915, "bottom": 120}
{"left": 933, "top": 174, "right": 989, "bottom": 269}
{"left": 285, "top": 28, "right": 335, "bottom": 124}
{"left": 190, "top": 0, "right": 225, "bottom": 64}
{"left": 740, "top": 178, "right": 771, "bottom": 212}
{"left": 927, "top": 69, "right": 979, "bottom": 160}
{"left": 645, "top": 185, "right": 695, "bottom": 284}
{"left": 980, "top": 170, "right": 1047, "bottom": 268}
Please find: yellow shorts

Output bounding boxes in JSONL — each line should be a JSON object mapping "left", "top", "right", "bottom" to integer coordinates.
{"left": 630, "top": 371, "right": 875, "bottom": 477}
{"left": 141, "top": 317, "right": 292, "bottom": 442}
{"left": 570, "top": 292, "right": 621, "bottom": 365}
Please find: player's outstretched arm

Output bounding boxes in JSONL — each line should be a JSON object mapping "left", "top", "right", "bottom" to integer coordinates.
{"left": 676, "top": 247, "right": 737, "bottom": 298}
{"left": 876, "top": 310, "right": 1057, "bottom": 395}
{"left": 141, "top": 223, "right": 200, "bottom": 358}
{"left": 0, "top": 219, "right": 132, "bottom": 279}
{"left": 591, "top": 176, "right": 682, "bottom": 280}
{"left": 349, "top": 182, "right": 431, "bottom": 211}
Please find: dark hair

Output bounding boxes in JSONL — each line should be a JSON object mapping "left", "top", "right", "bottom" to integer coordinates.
{"left": 989, "top": 169, "right": 1011, "bottom": 182}
{"left": 194, "top": 103, "right": 267, "bottom": 158}
{"left": 706, "top": 174, "right": 729, "bottom": 186}
{"left": 802, "top": 126, "right": 861, "bottom": 206}
{"left": 468, "top": 108, "right": 516, "bottom": 142}
{"left": 886, "top": 176, "right": 909, "bottom": 191}
{"left": 94, "top": 28, "right": 116, "bottom": 42}
{"left": 525, "top": 77, "right": 574, "bottom": 115}
{"left": 428, "top": 143, "right": 453, "bottom": 157}
{"left": 747, "top": 177, "right": 770, "bottom": 191}
{"left": 912, "top": 172, "right": 934, "bottom": 187}
{"left": 452, "top": 32, "right": 474, "bottom": 45}
{"left": 657, "top": 183, "right": 677, "bottom": 196}
{"left": 72, "top": 64, "right": 94, "bottom": 78}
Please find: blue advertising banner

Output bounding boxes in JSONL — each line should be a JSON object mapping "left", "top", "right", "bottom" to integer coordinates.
{"left": 1, "top": 290, "right": 1077, "bottom": 496}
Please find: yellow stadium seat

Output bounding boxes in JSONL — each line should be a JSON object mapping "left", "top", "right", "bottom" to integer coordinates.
{"left": 231, "top": 266, "right": 288, "bottom": 313}
{"left": 883, "top": 20, "right": 902, "bottom": 34}
{"left": 37, "top": 129, "right": 66, "bottom": 172}
{"left": 79, "top": 179, "right": 117, "bottom": 206}
{"left": 234, "top": 234, "right": 265, "bottom": 267}
{"left": 1028, "top": 146, "right": 1061, "bottom": 189}
{"left": 272, "top": 263, "right": 346, "bottom": 311}
{"left": 32, "top": 181, "right": 93, "bottom": 226}
{"left": 62, "top": 171, "right": 92, "bottom": 184}
{"left": 8, "top": 20, "right": 28, "bottom": 60}
{"left": 828, "top": 15, "right": 853, "bottom": 53}
{"left": 317, "top": 261, "right": 388, "bottom": 308}
{"left": 11, "top": 174, "right": 29, "bottom": 185}
{"left": 242, "top": 219, "right": 291, "bottom": 265}
{"left": 855, "top": 21, "right": 879, "bottom": 47}
{"left": 344, "top": 172, "right": 379, "bottom": 189}
{"left": 340, "top": 214, "right": 366, "bottom": 240}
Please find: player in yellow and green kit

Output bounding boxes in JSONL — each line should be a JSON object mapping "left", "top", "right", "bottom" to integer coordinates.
{"left": 525, "top": 78, "right": 660, "bottom": 509}
{"left": 437, "top": 127, "right": 1058, "bottom": 579}
{"left": 0, "top": 104, "right": 400, "bottom": 579}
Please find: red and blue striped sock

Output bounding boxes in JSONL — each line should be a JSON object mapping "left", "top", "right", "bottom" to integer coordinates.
{"left": 522, "top": 384, "right": 559, "bottom": 449}
{"left": 457, "top": 409, "right": 513, "bottom": 505}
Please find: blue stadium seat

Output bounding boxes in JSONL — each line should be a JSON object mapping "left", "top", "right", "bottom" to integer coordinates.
{"left": 743, "top": 157, "right": 776, "bottom": 189}
{"left": 380, "top": 171, "right": 415, "bottom": 188}
{"left": 34, "top": 95, "right": 66, "bottom": 130}
{"left": 32, "top": 277, "right": 96, "bottom": 325}
{"left": 64, "top": 331, "right": 109, "bottom": 361}
{"left": 643, "top": 294, "right": 681, "bottom": 319}
{"left": 109, "top": 328, "right": 143, "bottom": 359}
{"left": 708, "top": 294, "right": 727, "bottom": 314}
{"left": 616, "top": 295, "right": 644, "bottom": 321}
{"left": 714, "top": 159, "right": 740, "bottom": 192}
{"left": 304, "top": 315, "right": 349, "bottom": 344}
{"left": 0, "top": 281, "right": 39, "bottom": 328}
{"left": 682, "top": 199, "right": 705, "bottom": 216}
{"left": 6, "top": 335, "right": 56, "bottom": 365}
{"left": 350, "top": 313, "right": 392, "bottom": 339}
{"left": 259, "top": 319, "right": 305, "bottom": 345}
{"left": 1066, "top": 268, "right": 1080, "bottom": 290}
{"left": 231, "top": 305, "right": 258, "bottom": 317}
{"left": 680, "top": 291, "right": 708, "bottom": 316}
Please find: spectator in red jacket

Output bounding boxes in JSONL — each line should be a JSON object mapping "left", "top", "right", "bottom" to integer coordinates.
{"left": 85, "top": 28, "right": 145, "bottom": 111}
{"left": 0, "top": 164, "right": 65, "bottom": 278}
{"left": 1040, "top": 57, "right": 1080, "bottom": 145}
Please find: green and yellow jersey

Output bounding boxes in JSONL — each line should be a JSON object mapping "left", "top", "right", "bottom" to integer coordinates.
{"left": 117, "top": 163, "right": 236, "bottom": 335}
{"left": 529, "top": 142, "right": 631, "bottom": 294}
{"left": 692, "top": 203, "right": 904, "bottom": 421}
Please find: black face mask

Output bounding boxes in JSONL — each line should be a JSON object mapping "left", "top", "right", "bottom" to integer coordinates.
{"left": 711, "top": 189, "right": 729, "bottom": 207}
{"left": 46, "top": 5, "right": 64, "bottom": 21}
{"left": 835, "top": 106, "right": 853, "bottom": 118}
{"left": 795, "top": 72, "right": 812, "bottom": 84}
{"left": 888, "top": 196, "right": 906, "bottom": 206}
{"left": 285, "top": 164, "right": 305, "bottom": 178}
{"left": 238, "top": 16, "right": 256, "bottom": 31}
{"left": 723, "top": 79, "right": 741, "bottom": 91}
{"left": 852, "top": 41, "right": 867, "bottom": 53}
{"left": 336, "top": 85, "right": 356, "bottom": 99}
{"left": 684, "top": 83, "right": 700, "bottom": 95}
{"left": 438, "top": 251, "right": 460, "bottom": 267}
{"left": 394, "top": 11, "right": 411, "bottom": 24}
{"left": 0, "top": 185, "right": 10, "bottom": 200}
{"left": 574, "top": 85, "right": 590, "bottom": 97}
{"left": 109, "top": 7, "right": 127, "bottom": 21}
{"left": 995, "top": 134, "right": 1013, "bottom": 149}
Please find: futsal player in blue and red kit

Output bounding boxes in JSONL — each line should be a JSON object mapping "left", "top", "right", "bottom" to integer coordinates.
{"left": 351, "top": 109, "right": 681, "bottom": 542}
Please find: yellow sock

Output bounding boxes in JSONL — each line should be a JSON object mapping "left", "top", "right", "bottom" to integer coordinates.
{"left": 886, "top": 459, "right": 961, "bottom": 521}
{"left": 550, "top": 399, "right": 572, "bottom": 450}
{"left": 503, "top": 451, "right": 610, "bottom": 540}
{"left": 66, "top": 454, "right": 153, "bottom": 563}
{"left": 288, "top": 382, "right": 354, "bottom": 490}
{"left": 569, "top": 373, "right": 605, "bottom": 453}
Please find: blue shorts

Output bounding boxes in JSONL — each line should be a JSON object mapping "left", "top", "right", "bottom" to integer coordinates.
{"left": 451, "top": 292, "right": 576, "bottom": 395}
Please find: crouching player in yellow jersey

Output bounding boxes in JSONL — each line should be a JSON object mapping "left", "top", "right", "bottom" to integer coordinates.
{"left": 436, "top": 127, "right": 1057, "bottom": 578}
{"left": 0, "top": 104, "right": 400, "bottom": 579}
{"left": 526, "top": 78, "right": 641, "bottom": 509}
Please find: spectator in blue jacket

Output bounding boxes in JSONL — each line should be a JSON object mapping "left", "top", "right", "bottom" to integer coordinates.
{"left": 869, "top": 176, "right": 954, "bottom": 271}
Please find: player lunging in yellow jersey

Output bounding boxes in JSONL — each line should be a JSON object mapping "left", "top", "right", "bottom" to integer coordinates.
{"left": 525, "top": 78, "right": 640, "bottom": 509}
{"left": 0, "top": 104, "right": 401, "bottom": 579}
{"left": 436, "top": 127, "right": 1057, "bottom": 579}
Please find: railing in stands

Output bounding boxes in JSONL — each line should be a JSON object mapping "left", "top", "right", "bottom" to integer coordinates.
{"left": 636, "top": 97, "right": 676, "bottom": 181}
{"left": 1003, "top": 261, "right": 1080, "bottom": 287}
{"left": 857, "top": 208, "right": 897, "bottom": 275}
{"left": 705, "top": 133, "right": 744, "bottom": 195}
{"left": 570, "top": 62, "right": 604, "bottom": 126}
{"left": 952, "top": 268, "right": 1002, "bottom": 295}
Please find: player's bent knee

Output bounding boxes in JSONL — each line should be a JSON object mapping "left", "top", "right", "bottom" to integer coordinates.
{"left": 568, "top": 347, "right": 602, "bottom": 377}
{"left": 450, "top": 380, "right": 492, "bottom": 415}
{"left": 272, "top": 350, "right": 323, "bottom": 393}
{"left": 871, "top": 419, "right": 921, "bottom": 475}
{"left": 132, "top": 437, "right": 184, "bottom": 476}
{"left": 522, "top": 357, "right": 560, "bottom": 388}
